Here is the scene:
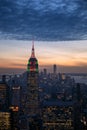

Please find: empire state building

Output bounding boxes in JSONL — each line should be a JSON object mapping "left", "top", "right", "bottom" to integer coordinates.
{"left": 27, "top": 42, "right": 39, "bottom": 117}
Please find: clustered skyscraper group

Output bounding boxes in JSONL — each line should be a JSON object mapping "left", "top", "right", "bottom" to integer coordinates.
{"left": 0, "top": 43, "right": 87, "bottom": 130}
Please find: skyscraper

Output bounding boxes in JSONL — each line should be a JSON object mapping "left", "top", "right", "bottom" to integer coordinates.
{"left": 53, "top": 64, "right": 57, "bottom": 74}
{"left": 27, "top": 42, "right": 40, "bottom": 129}
{"left": 0, "top": 75, "right": 11, "bottom": 130}
{"left": 8, "top": 78, "right": 21, "bottom": 130}
{"left": 0, "top": 77, "right": 9, "bottom": 111}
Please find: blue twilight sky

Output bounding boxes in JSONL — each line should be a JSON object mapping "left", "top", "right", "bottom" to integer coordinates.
{"left": 0, "top": 0, "right": 87, "bottom": 74}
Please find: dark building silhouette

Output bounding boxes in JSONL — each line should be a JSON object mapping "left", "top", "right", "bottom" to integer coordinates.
{"left": 53, "top": 64, "right": 57, "bottom": 74}
{"left": 73, "top": 83, "right": 82, "bottom": 130}
{"left": 8, "top": 76, "right": 21, "bottom": 130}
{"left": 43, "top": 68, "right": 47, "bottom": 75}
{"left": 10, "top": 86, "right": 20, "bottom": 130}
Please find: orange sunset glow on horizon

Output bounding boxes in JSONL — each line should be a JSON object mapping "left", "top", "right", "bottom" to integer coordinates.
{"left": 0, "top": 40, "right": 87, "bottom": 74}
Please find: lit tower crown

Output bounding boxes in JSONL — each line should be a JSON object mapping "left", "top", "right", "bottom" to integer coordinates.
{"left": 27, "top": 42, "right": 38, "bottom": 72}
{"left": 31, "top": 42, "right": 35, "bottom": 58}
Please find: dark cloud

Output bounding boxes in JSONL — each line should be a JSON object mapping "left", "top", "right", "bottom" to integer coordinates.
{"left": 0, "top": 0, "right": 87, "bottom": 40}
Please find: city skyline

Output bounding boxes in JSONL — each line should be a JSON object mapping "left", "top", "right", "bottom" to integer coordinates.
{"left": 0, "top": 40, "right": 87, "bottom": 74}
{"left": 0, "top": 1, "right": 87, "bottom": 130}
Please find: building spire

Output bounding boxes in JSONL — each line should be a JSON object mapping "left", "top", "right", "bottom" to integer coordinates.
{"left": 31, "top": 40, "right": 35, "bottom": 58}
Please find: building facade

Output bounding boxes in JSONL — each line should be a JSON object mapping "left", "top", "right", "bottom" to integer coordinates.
{"left": 42, "top": 101, "right": 74, "bottom": 130}
{"left": 0, "top": 76, "right": 11, "bottom": 130}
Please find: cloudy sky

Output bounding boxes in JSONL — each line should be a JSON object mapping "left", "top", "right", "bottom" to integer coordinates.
{"left": 0, "top": 0, "right": 87, "bottom": 74}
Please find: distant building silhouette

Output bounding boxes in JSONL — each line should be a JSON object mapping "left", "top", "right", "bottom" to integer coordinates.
{"left": 43, "top": 68, "right": 47, "bottom": 75}
{"left": 53, "top": 64, "right": 57, "bottom": 74}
